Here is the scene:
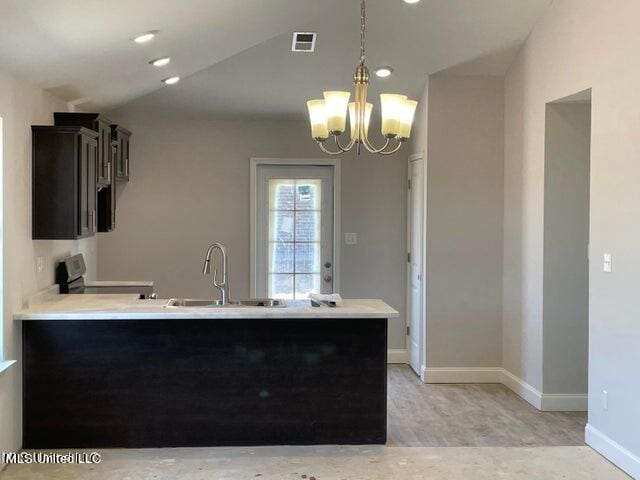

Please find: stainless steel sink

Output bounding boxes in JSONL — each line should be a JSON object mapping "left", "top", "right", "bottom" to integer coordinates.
{"left": 166, "top": 299, "right": 225, "bottom": 307}
{"left": 165, "top": 298, "right": 286, "bottom": 308}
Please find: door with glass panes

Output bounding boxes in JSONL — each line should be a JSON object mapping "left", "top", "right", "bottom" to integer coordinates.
{"left": 255, "top": 165, "right": 334, "bottom": 299}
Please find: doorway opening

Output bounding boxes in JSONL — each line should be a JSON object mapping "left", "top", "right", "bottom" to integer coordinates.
{"left": 542, "top": 89, "right": 592, "bottom": 410}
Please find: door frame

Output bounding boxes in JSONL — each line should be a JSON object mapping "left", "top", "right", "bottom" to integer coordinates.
{"left": 249, "top": 157, "right": 341, "bottom": 298}
{"left": 407, "top": 151, "right": 427, "bottom": 380}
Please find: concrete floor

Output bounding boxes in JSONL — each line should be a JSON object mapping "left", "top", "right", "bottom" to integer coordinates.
{"left": 0, "top": 367, "right": 628, "bottom": 479}
{"left": 0, "top": 446, "right": 629, "bottom": 479}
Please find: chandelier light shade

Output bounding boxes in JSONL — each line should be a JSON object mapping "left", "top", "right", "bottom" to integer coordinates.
{"left": 306, "top": 0, "right": 417, "bottom": 156}
{"left": 307, "top": 100, "right": 329, "bottom": 140}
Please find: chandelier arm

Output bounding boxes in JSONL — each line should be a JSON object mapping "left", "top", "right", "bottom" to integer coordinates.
{"left": 335, "top": 134, "right": 355, "bottom": 152}
{"left": 378, "top": 138, "right": 404, "bottom": 156}
{"left": 317, "top": 141, "right": 344, "bottom": 156}
{"left": 362, "top": 134, "right": 391, "bottom": 154}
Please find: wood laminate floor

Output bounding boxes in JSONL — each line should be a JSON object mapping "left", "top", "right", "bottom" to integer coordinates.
{"left": 387, "top": 364, "right": 587, "bottom": 447}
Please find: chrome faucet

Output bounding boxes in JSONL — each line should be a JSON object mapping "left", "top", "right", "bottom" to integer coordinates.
{"left": 202, "top": 242, "right": 230, "bottom": 305}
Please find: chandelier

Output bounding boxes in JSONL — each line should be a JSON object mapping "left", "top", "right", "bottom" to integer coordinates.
{"left": 306, "top": 0, "right": 418, "bottom": 156}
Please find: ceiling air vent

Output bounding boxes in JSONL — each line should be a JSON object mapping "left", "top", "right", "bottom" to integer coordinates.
{"left": 292, "top": 32, "right": 317, "bottom": 52}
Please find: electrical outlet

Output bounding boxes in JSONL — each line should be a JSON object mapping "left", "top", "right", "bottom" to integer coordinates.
{"left": 603, "top": 253, "right": 612, "bottom": 273}
{"left": 36, "top": 256, "right": 44, "bottom": 273}
{"left": 344, "top": 233, "right": 358, "bottom": 245}
{"left": 602, "top": 390, "right": 608, "bottom": 411}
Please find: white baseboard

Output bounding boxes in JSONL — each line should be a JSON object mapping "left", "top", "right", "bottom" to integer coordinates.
{"left": 424, "top": 367, "right": 503, "bottom": 384}
{"left": 387, "top": 349, "right": 408, "bottom": 364}
{"left": 423, "top": 367, "right": 586, "bottom": 412}
{"left": 501, "top": 369, "right": 543, "bottom": 410}
{"left": 586, "top": 424, "right": 640, "bottom": 479}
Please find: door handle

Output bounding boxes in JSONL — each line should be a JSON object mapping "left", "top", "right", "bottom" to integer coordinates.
{"left": 324, "top": 261, "right": 332, "bottom": 268}
{"left": 323, "top": 275, "right": 333, "bottom": 283}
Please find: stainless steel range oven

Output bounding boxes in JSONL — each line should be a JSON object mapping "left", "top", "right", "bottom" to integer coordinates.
{"left": 56, "top": 254, "right": 155, "bottom": 298}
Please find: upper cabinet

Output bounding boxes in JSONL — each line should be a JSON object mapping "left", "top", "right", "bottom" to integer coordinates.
{"left": 97, "top": 141, "right": 118, "bottom": 232}
{"left": 33, "top": 114, "right": 132, "bottom": 238}
{"left": 54, "top": 113, "right": 112, "bottom": 188}
{"left": 112, "top": 125, "right": 131, "bottom": 181}
{"left": 32, "top": 126, "right": 98, "bottom": 239}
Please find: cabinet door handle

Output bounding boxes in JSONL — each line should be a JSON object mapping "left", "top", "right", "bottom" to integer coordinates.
{"left": 88, "top": 210, "right": 96, "bottom": 233}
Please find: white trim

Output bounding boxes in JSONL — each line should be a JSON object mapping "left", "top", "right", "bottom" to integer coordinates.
{"left": 387, "top": 349, "right": 408, "bottom": 364}
{"left": 501, "top": 369, "right": 543, "bottom": 410}
{"left": 422, "top": 367, "right": 587, "bottom": 412}
{"left": 249, "top": 158, "right": 341, "bottom": 298}
{"left": 0, "top": 360, "right": 16, "bottom": 376}
{"left": 586, "top": 423, "right": 640, "bottom": 479}
{"left": 424, "top": 367, "right": 503, "bottom": 384}
{"left": 408, "top": 151, "right": 425, "bottom": 162}
{"left": 419, "top": 365, "right": 427, "bottom": 383}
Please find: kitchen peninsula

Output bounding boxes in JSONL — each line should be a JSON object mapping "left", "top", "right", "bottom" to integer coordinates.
{"left": 16, "top": 295, "right": 397, "bottom": 448}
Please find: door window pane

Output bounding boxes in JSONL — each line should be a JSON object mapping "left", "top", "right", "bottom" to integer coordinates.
{"left": 295, "top": 243, "right": 320, "bottom": 273}
{"left": 269, "top": 243, "right": 293, "bottom": 273}
{"left": 295, "top": 211, "right": 321, "bottom": 242}
{"left": 269, "top": 181, "right": 295, "bottom": 209}
{"left": 269, "top": 211, "right": 294, "bottom": 242}
{"left": 295, "top": 180, "right": 321, "bottom": 210}
{"left": 269, "top": 274, "right": 293, "bottom": 299}
{"left": 267, "top": 178, "right": 323, "bottom": 300}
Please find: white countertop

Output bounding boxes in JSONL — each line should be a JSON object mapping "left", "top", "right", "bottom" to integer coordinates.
{"left": 14, "top": 294, "right": 399, "bottom": 321}
{"left": 85, "top": 281, "right": 154, "bottom": 287}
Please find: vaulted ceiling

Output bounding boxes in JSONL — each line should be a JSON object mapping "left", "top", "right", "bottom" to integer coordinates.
{"left": 0, "top": 0, "right": 551, "bottom": 118}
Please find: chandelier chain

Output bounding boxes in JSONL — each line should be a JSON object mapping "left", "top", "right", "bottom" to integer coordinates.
{"left": 360, "top": 0, "right": 366, "bottom": 66}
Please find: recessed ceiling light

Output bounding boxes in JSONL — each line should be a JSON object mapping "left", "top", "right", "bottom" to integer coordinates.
{"left": 150, "top": 57, "right": 171, "bottom": 67}
{"left": 132, "top": 31, "right": 157, "bottom": 44}
{"left": 403, "top": 0, "right": 421, "bottom": 3}
{"left": 374, "top": 66, "right": 394, "bottom": 78}
{"left": 162, "top": 76, "right": 180, "bottom": 85}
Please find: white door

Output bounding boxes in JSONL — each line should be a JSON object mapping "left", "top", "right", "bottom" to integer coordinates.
{"left": 255, "top": 165, "right": 334, "bottom": 299}
{"left": 407, "top": 156, "right": 424, "bottom": 375}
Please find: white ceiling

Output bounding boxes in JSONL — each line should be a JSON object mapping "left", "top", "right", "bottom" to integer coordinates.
{"left": 0, "top": 0, "right": 337, "bottom": 110}
{"left": 0, "top": 0, "right": 551, "bottom": 117}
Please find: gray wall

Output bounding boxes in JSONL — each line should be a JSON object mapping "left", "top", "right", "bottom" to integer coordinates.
{"left": 411, "top": 75, "right": 505, "bottom": 368}
{"left": 504, "top": 0, "right": 640, "bottom": 467}
{"left": 98, "top": 107, "right": 408, "bottom": 349}
{"left": 543, "top": 102, "right": 591, "bottom": 394}
{"left": 0, "top": 69, "right": 97, "bottom": 466}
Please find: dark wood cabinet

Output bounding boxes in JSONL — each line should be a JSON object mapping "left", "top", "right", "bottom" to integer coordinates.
{"left": 32, "top": 126, "right": 98, "bottom": 239}
{"left": 97, "top": 141, "right": 117, "bottom": 232}
{"left": 54, "top": 113, "right": 112, "bottom": 187}
{"left": 23, "top": 317, "right": 387, "bottom": 448}
{"left": 112, "top": 125, "right": 131, "bottom": 181}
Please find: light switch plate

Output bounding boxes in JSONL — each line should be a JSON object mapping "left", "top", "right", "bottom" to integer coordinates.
{"left": 344, "top": 232, "right": 358, "bottom": 245}
{"left": 36, "top": 256, "right": 44, "bottom": 273}
{"left": 603, "top": 253, "right": 612, "bottom": 273}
